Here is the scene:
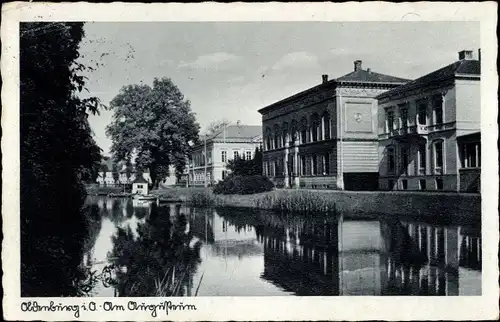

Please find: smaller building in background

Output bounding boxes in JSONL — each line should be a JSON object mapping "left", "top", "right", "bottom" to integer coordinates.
{"left": 377, "top": 50, "right": 481, "bottom": 192}
{"left": 186, "top": 124, "right": 262, "bottom": 186}
{"left": 132, "top": 176, "right": 149, "bottom": 195}
{"left": 96, "top": 158, "right": 153, "bottom": 186}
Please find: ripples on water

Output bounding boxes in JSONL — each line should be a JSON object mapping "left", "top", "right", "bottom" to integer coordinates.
{"left": 79, "top": 196, "right": 481, "bottom": 296}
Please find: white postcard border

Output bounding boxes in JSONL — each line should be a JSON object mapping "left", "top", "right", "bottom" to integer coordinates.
{"left": 2, "top": 2, "right": 498, "bottom": 321}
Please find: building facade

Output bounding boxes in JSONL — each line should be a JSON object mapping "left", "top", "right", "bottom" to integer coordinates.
{"left": 377, "top": 50, "right": 481, "bottom": 192}
{"left": 258, "top": 60, "right": 409, "bottom": 190}
{"left": 186, "top": 124, "right": 262, "bottom": 186}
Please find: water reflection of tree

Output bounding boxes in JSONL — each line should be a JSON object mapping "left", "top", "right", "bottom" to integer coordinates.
{"left": 108, "top": 206, "right": 202, "bottom": 296}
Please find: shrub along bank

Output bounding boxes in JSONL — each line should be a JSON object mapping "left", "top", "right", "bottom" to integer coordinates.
{"left": 152, "top": 187, "right": 481, "bottom": 220}
{"left": 213, "top": 175, "right": 274, "bottom": 195}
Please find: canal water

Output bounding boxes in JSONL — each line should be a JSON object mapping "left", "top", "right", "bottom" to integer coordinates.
{"left": 80, "top": 196, "right": 481, "bottom": 296}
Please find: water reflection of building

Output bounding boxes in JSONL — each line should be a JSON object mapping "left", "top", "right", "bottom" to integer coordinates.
{"left": 257, "top": 216, "right": 340, "bottom": 295}
{"left": 382, "top": 220, "right": 481, "bottom": 295}
{"left": 217, "top": 208, "right": 481, "bottom": 296}
{"left": 187, "top": 208, "right": 263, "bottom": 259}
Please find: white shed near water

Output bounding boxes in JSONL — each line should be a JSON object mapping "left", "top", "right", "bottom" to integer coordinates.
{"left": 132, "top": 176, "right": 149, "bottom": 195}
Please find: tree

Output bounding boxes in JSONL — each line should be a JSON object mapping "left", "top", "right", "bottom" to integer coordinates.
{"left": 112, "top": 162, "right": 120, "bottom": 184}
{"left": 226, "top": 146, "right": 263, "bottom": 176}
{"left": 20, "top": 22, "right": 105, "bottom": 296}
{"left": 106, "top": 78, "right": 200, "bottom": 188}
{"left": 253, "top": 146, "right": 263, "bottom": 175}
{"left": 205, "top": 119, "right": 231, "bottom": 137}
{"left": 125, "top": 160, "right": 134, "bottom": 182}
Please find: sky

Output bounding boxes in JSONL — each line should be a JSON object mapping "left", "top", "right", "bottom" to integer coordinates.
{"left": 78, "top": 22, "right": 480, "bottom": 156}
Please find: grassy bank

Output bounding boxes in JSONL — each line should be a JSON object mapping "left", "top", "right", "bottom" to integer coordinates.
{"left": 151, "top": 186, "right": 481, "bottom": 220}
{"left": 152, "top": 187, "right": 334, "bottom": 213}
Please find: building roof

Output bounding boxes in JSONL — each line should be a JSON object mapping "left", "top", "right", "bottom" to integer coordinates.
{"left": 211, "top": 124, "right": 262, "bottom": 140}
{"left": 336, "top": 69, "right": 410, "bottom": 84}
{"left": 378, "top": 59, "right": 480, "bottom": 100}
{"left": 132, "top": 176, "right": 148, "bottom": 184}
{"left": 258, "top": 60, "right": 410, "bottom": 114}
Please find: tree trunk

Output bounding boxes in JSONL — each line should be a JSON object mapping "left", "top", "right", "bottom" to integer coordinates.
{"left": 149, "top": 167, "right": 158, "bottom": 190}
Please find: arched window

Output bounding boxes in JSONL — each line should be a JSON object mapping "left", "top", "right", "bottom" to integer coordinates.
{"left": 311, "top": 113, "right": 320, "bottom": 142}
{"left": 322, "top": 111, "right": 331, "bottom": 140}
{"left": 290, "top": 119, "right": 298, "bottom": 144}
{"left": 265, "top": 127, "right": 272, "bottom": 151}
{"left": 282, "top": 122, "right": 289, "bottom": 147}
{"left": 274, "top": 124, "right": 280, "bottom": 149}
{"left": 300, "top": 117, "right": 308, "bottom": 144}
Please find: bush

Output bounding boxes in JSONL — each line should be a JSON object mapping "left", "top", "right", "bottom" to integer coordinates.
{"left": 254, "top": 190, "right": 336, "bottom": 213}
{"left": 188, "top": 190, "right": 217, "bottom": 207}
{"left": 213, "top": 175, "right": 274, "bottom": 195}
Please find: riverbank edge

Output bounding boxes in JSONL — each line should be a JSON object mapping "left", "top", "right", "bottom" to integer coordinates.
{"left": 151, "top": 187, "right": 481, "bottom": 221}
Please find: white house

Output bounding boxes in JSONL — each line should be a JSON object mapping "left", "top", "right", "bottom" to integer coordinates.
{"left": 186, "top": 124, "right": 262, "bottom": 186}
{"left": 132, "top": 176, "right": 149, "bottom": 195}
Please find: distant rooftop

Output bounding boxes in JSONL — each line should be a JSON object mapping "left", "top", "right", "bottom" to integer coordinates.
{"left": 258, "top": 59, "right": 410, "bottom": 114}
{"left": 378, "top": 50, "right": 481, "bottom": 100}
{"left": 132, "top": 176, "right": 148, "bottom": 184}
{"left": 336, "top": 68, "right": 410, "bottom": 84}
{"left": 210, "top": 124, "right": 262, "bottom": 141}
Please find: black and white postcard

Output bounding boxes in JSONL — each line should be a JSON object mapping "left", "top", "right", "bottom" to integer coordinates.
{"left": 2, "top": 2, "right": 498, "bottom": 321}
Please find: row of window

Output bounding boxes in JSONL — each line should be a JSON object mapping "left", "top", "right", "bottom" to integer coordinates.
{"left": 386, "top": 140, "right": 481, "bottom": 176}
{"left": 191, "top": 149, "right": 253, "bottom": 166}
{"left": 190, "top": 172, "right": 211, "bottom": 182}
{"left": 386, "top": 141, "right": 442, "bottom": 175}
{"left": 263, "top": 153, "right": 331, "bottom": 177}
{"left": 191, "top": 152, "right": 212, "bottom": 167}
{"left": 459, "top": 142, "right": 481, "bottom": 168}
{"left": 221, "top": 150, "right": 253, "bottom": 163}
{"left": 385, "top": 95, "right": 444, "bottom": 132}
{"left": 264, "top": 116, "right": 332, "bottom": 151}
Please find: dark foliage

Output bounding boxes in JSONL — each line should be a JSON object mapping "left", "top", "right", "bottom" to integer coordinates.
{"left": 213, "top": 175, "right": 274, "bottom": 195}
{"left": 226, "top": 146, "right": 263, "bottom": 176}
{"left": 106, "top": 78, "right": 200, "bottom": 188}
{"left": 20, "top": 22, "right": 104, "bottom": 296}
{"left": 108, "top": 204, "right": 202, "bottom": 296}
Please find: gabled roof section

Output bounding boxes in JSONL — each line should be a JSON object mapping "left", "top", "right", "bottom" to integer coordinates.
{"left": 258, "top": 61, "right": 410, "bottom": 115}
{"left": 378, "top": 59, "right": 480, "bottom": 100}
{"left": 336, "top": 69, "right": 410, "bottom": 84}
{"left": 197, "top": 125, "right": 262, "bottom": 146}
{"left": 132, "top": 176, "right": 148, "bottom": 184}
{"left": 212, "top": 125, "right": 262, "bottom": 140}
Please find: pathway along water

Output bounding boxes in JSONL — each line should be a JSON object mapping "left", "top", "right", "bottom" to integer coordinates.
{"left": 78, "top": 196, "right": 481, "bottom": 296}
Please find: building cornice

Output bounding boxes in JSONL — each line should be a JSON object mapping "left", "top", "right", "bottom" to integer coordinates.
{"left": 258, "top": 81, "right": 337, "bottom": 115}
{"left": 377, "top": 73, "right": 480, "bottom": 102}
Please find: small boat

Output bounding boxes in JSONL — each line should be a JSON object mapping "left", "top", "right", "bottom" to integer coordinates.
{"left": 133, "top": 194, "right": 157, "bottom": 201}
{"left": 158, "top": 197, "right": 183, "bottom": 204}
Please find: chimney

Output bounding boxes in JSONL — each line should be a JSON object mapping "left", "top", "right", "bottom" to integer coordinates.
{"left": 367, "top": 68, "right": 371, "bottom": 73}
{"left": 478, "top": 48, "right": 481, "bottom": 61}
{"left": 322, "top": 74, "right": 329, "bottom": 84}
{"left": 354, "top": 60, "right": 362, "bottom": 71}
{"left": 458, "top": 50, "right": 473, "bottom": 60}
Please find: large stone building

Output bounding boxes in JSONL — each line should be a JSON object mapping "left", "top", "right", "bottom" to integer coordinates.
{"left": 377, "top": 50, "right": 481, "bottom": 192}
{"left": 186, "top": 124, "right": 262, "bottom": 186}
{"left": 258, "top": 60, "right": 409, "bottom": 190}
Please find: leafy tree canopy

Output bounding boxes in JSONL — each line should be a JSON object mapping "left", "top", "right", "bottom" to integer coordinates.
{"left": 226, "top": 146, "right": 263, "bottom": 176}
{"left": 106, "top": 78, "right": 200, "bottom": 187}
{"left": 205, "top": 119, "right": 231, "bottom": 137}
{"left": 20, "top": 22, "right": 105, "bottom": 296}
